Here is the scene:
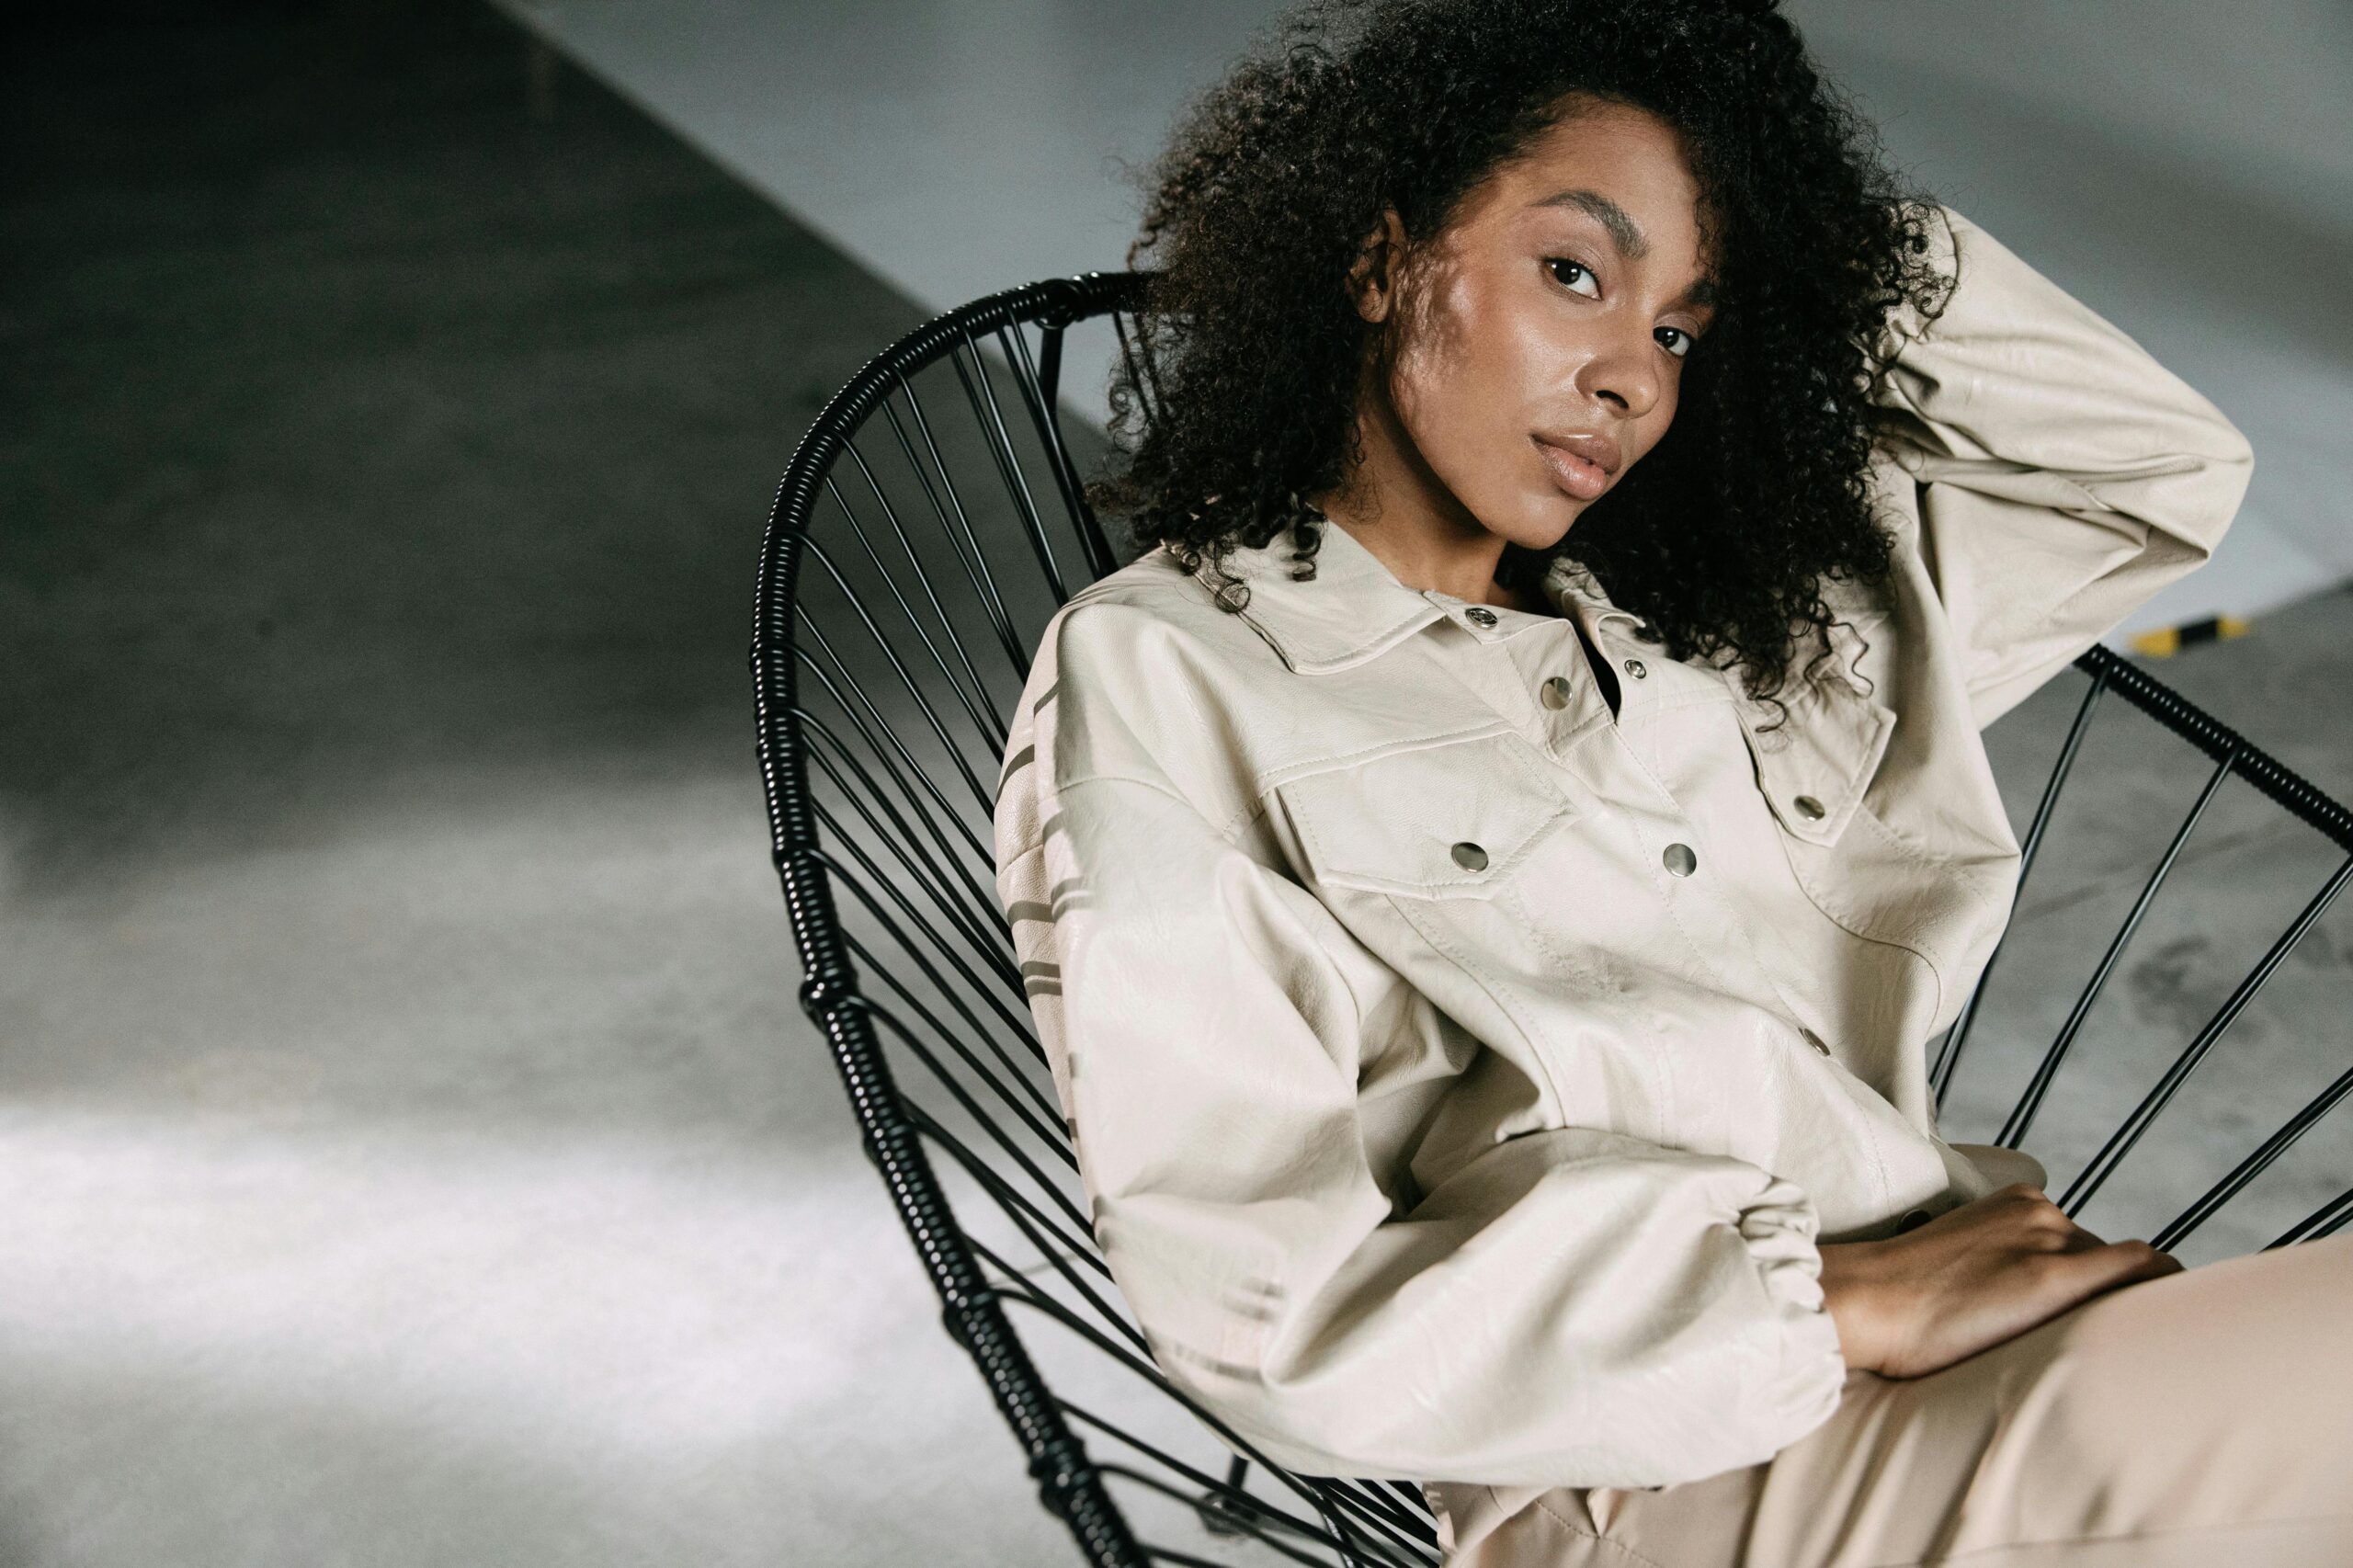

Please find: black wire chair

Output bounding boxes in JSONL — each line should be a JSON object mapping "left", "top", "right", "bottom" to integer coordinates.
{"left": 748, "top": 271, "right": 2353, "bottom": 1567}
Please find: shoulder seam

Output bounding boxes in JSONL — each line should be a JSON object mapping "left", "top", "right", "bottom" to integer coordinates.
{"left": 1058, "top": 769, "right": 1266, "bottom": 847}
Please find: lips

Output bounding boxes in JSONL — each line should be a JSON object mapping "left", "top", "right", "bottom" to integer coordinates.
{"left": 1533, "top": 430, "right": 1621, "bottom": 501}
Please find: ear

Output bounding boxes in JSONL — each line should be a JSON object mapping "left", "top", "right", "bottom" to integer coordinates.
{"left": 1346, "top": 207, "right": 1407, "bottom": 324}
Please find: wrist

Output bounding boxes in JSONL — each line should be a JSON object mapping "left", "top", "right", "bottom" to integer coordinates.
{"left": 1816, "top": 1240, "right": 1894, "bottom": 1374}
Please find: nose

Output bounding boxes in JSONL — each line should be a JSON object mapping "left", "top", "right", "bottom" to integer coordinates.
{"left": 1572, "top": 323, "right": 1665, "bottom": 421}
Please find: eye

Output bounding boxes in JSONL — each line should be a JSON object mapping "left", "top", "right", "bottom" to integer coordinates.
{"left": 1656, "top": 325, "right": 1695, "bottom": 360}
{"left": 1543, "top": 256, "right": 1598, "bottom": 297}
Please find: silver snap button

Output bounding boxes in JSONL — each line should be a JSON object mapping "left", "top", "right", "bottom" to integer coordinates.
{"left": 1895, "top": 1207, "right": 1936, "bottom": 1233}
{"left": 1450, "top": 841, "right": 1488, "bottom": 871}
{"left": 1622, "top": 658, "right": 1647, "bottom": 679}
{"left": 1793, "top": 794, "right": 1825, "bottom": 821}
{"left": 1801, "top": 1027, "right": 1832, "bottom": 1056}
{"left": 1540, "top": 675, "right": 1573, "bottom": 709}
{"left": 1662, "top": 842, "right": 1697, "bottom": 877}
{"left": 1464, "top": 607, "right": 1497, "bottom": 627}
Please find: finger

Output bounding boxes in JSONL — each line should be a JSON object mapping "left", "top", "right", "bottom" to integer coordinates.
{"left": 2055, "top": 1225, "right": 2108, "bottom": 1254}
{"left": 2074, "top": 1239, "right": 2177, "bottom": 1295}
{"left": 2006, "top": 1189, "right": 2104, "bottom": 1252}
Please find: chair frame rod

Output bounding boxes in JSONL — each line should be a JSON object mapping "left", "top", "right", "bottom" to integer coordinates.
{"left": 756, "top": 273, "right": 1156, "bottom": 1567}
{"left": 2058, "top": 852, "right": 2353, "bottom": 1216}
{"left": 1933, "top": 663, "right": 2109, "bottom": 1103}
{"left": 1995, "top": 749, "right": 2238, "bottom": 1148}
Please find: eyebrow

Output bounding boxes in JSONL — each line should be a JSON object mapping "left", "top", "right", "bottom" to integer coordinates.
{"left": 1535, "top": 187, "right": 1722, "bottom": 311}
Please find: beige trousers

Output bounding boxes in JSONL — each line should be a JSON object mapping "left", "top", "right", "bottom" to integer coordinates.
{"left": 1435, "top": 1233, "right": 2353, "bottom": 1566}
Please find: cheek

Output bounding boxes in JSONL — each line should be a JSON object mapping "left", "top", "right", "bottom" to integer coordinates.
{"left": 1387, "top": 281, "right": 1539, "bottom": 475}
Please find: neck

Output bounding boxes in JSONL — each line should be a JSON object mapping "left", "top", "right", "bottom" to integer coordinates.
{"left": 1307, "top": 359, "right": 1533, "bottom": 612}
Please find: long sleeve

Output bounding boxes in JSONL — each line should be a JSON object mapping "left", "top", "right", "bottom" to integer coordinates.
{"left": 994, "top": 600, "right": 1847, "bottom": 1490}
{"left": 1868, "top": 202, "right": 2256, "bottom": 730}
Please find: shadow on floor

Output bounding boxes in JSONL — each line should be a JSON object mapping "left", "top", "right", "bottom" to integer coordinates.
{"left": 4, "top": 2, "right": 926, "bottom": 893}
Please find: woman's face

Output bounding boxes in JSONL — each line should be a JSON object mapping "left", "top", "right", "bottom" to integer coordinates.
{"left": 1360, "top": 97, "right": 1720, "bottom": 551}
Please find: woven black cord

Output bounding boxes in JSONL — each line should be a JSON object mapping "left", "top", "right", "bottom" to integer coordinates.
{"left": 755, "top": 273, "right": 1154, "bottom": 1567}
{"left": 2075, "top": 643, "right": 2353, "bottom": 853}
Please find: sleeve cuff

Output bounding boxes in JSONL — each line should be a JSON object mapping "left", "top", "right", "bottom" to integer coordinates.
{"left": 1735, "top": 1177, "right": 1850, "bottom": 1449}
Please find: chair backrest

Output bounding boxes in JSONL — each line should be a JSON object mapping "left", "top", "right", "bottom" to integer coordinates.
{"left": 1927, "top": 645, "right": 2353, "bottom": 1255}
{"left": 749, "top": 272, "right": 2353, "bottom": 1566}
{"left": 751, "top": 271, "right": 1446, "bottom": 1568}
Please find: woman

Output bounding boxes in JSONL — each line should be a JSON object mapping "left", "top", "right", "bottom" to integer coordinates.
{"left": 991, "top": 1, "right": 2350, "bottom": 1562}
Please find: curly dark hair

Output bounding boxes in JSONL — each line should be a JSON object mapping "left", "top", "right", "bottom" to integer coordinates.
{"left": 1089, "top": 0, "right": 1958, "bottom": 714}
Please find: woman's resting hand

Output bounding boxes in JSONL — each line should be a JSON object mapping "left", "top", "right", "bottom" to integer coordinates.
{"left": 1818, "top": 1182, "right": 2185, "bottom": 1379}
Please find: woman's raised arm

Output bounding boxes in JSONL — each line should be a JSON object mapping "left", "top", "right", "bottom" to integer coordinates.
{"left": 1867, "top": 202, "right": 2257, "bottom": 730}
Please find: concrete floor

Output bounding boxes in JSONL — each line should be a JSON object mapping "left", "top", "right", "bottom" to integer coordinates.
{"left": 5, "top": 10, "right": 1072, "bottom": 1565}
{"left": 4, "top": 6, "right": 2348, "bottom": 1566}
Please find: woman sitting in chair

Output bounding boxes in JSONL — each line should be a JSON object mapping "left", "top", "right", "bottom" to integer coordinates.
{"left": 992, "top": 0, "right": 2351, "bottom": 1562}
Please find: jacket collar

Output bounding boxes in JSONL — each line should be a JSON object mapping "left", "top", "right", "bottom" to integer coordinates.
{"left": 1188, "top": 516, "right": 1648, "bottom": 675}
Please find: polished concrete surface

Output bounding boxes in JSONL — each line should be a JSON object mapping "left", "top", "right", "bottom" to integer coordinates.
{"left": 6, "top": 10, "right": 1072, "bottom": 1564}
{"left": 4, "top": 6, "right": 2348, "bottom": 1565}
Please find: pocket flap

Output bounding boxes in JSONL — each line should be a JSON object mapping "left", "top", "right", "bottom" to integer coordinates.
{"left": 1734, "top": 644, "right": 1897, "bottom": 849}
{"left": 1273, "top": 730, "right": 1578, "bottom": 900}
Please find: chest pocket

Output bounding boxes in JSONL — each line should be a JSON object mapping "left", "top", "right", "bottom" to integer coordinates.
{"left": 1732, "top": 623, "right": 1898, "bottom": 849}
{"left": 1269, "top": 727, "right": 1579, "bottom": 901}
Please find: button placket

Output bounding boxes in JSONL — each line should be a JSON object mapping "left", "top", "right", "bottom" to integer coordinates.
{"left": 1532, "top": 612, "right": 1625, "bottom": 740}
{"left": 1540, "top": 599, "right": 1835, "bottom": 1036}
{"left": 1587, "top": 615, "right": 1648, "bottom": 725}
{"left": 1502, "top": 617, "right": 1612, "bottom": 755}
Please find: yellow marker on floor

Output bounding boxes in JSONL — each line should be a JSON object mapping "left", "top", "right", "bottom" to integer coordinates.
{"left": 2131, "top": 615, "right": 2253, "bottom": 657}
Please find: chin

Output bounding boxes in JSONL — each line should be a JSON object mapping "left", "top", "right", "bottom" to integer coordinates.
{"left": 1490, "top": 500, "right": 1577, "bottom": 553}
{"left": 1527, "top": 484, "right": 1589, "bottom": 541}
{"left": 1452, "top": 470, "right": 1579, "bottom": 549}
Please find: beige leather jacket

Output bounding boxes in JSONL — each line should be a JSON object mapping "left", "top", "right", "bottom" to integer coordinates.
{"left": 990, "top": 204, "right": 2254, "bottom": 1499}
